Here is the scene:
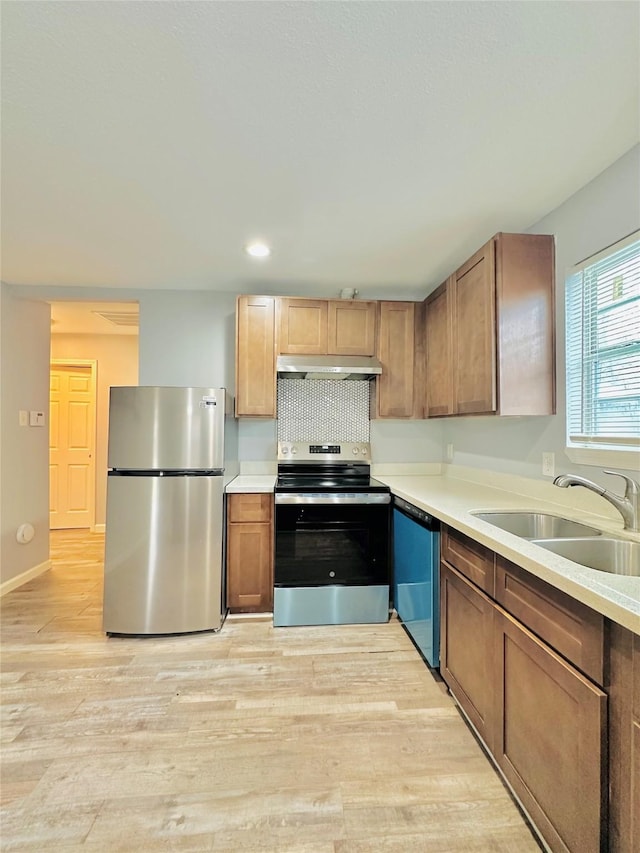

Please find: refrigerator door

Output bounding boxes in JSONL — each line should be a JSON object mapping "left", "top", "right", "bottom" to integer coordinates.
{"left": 108, "top": 386, "right": 225, "bottom": 471}
{"left": 103, "top": 474, "right": 224, "bottom": 634}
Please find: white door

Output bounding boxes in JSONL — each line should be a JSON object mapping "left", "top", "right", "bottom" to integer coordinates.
{"left": 49, "top": 364, "right": 96, "bottom": 529}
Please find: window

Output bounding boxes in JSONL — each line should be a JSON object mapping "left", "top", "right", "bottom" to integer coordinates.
{"left": 565, "top": 231, "right": 640, "bottom": 459}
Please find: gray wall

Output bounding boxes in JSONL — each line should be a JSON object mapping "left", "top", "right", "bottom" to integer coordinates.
{"left": 443, "top": 144, "right": 640, "bottom": 484}
{"left": 138, "top": 290, "right": 236, "bottom": 391}
{"left": 0, "top": 285, "right": 51, "bottom": 585}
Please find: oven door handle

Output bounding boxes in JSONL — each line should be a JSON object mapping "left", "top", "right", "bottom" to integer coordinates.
{"left": 275, "top": 493, "right": 391, "bottom": 505}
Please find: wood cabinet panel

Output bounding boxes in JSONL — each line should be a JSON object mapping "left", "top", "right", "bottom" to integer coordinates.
{"left": 278, "top": 299, "right": 328, "bottom": 354}
{"left": 453, "top": 241, "right": 497, "bottom": 415}
{"left": 440, "top": 563, "right": 497, "bottom": 751}
{"left": 235, "top": 296, "right": 276, "bottom": 417}
{"left": 496, "top": 233, "right": 556, "bottom": 416}
{"left": 375, "top": 301, "right": 416, "bottom": 418}
{"left": 441, "top": 526, "right": 495, "bottom": 595}
{"left": 424, "top": 278, "right": 454, "bottom": 417}
{"left": 228, "top": 493, "right": 272, "bottom": 524}
{"left": 633, "top": 718, "right": 640, "bottom": 852}
{"left": 495, "top": 557, "right": 604, "bottom": 685}
{"left": 328, "top": 300, "right": 376, "bottom": 355}
{"left": 608, "top": 622, "right": 639, "bottom": 853}
{"left": 226, "top": 494, "right": 273, "bottom": 613}
{"left": 495, "top": 609, "right": 606, "bottom": 853}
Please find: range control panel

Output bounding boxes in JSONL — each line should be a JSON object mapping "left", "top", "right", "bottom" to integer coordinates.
{"left": 278, "top": 441, "right": 371, "bottom": 462}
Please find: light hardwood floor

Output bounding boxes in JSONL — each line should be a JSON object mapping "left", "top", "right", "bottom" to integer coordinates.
{"left": 1, "top": 530, "right": 540, "bottom": 852}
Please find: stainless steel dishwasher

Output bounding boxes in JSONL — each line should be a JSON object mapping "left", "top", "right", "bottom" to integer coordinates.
{"left": 392, "top": 495, "right": 440, "bottom": 667}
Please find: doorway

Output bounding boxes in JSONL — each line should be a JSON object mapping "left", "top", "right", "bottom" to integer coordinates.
{"left": 49, "top": 300, "right": 140, "bottom": 538}
{"left": 49, "top": 360, "right": 97, "bottom": 530}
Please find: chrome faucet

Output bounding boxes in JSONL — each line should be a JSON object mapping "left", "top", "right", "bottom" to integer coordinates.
{"left": 553, "top": 471, "right": 640, "bottom": 532}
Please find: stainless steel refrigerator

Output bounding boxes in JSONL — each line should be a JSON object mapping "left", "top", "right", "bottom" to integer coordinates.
{"left": 103, "top": 386, "right": 229, "bottom": 635}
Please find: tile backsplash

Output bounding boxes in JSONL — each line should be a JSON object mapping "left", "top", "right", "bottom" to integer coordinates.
{"left": 277, "top": 379, "right": 370, "bottom": 442}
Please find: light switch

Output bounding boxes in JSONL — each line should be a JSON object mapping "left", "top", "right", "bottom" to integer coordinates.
{"left": 19, "top": 410, "right": 28, "bottom": 427}
{"left": 29, "top": 411, "right": 46, "bottom": 427}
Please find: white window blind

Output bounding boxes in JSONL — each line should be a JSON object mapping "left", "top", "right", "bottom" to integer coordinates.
{"left": 566, "top": 232, "right": 640, "bottom": 448}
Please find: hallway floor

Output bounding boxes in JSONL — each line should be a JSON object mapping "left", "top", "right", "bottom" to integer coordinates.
{"left": 0, "top": 530, "right": 540, "bottom": 851}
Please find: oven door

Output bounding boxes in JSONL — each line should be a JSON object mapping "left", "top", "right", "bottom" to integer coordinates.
{"left": 274, "top": 493, "right": 391, "bottom": 587}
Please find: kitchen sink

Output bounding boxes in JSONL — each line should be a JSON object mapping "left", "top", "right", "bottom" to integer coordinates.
{"left": 531, "top": 537, "right": 640, "bottom": 576}
{"left": 471, "top": 511, "right": 602, "bottom": 539}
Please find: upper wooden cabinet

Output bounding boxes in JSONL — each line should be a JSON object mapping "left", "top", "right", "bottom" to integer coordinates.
{"left": 425, "top": 277, "right": 454, "bottom": 417}
{"left": 425, "top": 233, "right": 555, "bottom": 417}
{"left": 328, "top": 300, "right": 377, "bottom": 355}
{"left": 278, "top": 298, "right": 328, "bottom": 354}
{"left": 277, "top": 297, "right": 377, "bottom": 356}
{"left": 235, "top": 296, "right": 276, "bottom": 418}
{"left": 454, "top": 240, "right": 497, "bottom": 414}
{"left": 374, "top": 301, "right": 419, "bottom": 419}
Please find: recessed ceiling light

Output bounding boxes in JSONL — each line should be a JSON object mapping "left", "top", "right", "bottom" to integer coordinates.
{"left": 245, "top": 241, "right": 271, "bottom": 259}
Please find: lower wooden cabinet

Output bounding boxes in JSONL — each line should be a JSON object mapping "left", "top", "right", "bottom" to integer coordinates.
{"left": 440, "top": 563, "right": 497, "bottom": 751}
{"left": 440, "top": 526, "right": 609, "bottom": 853}
{"left": 608, "top": 622, "right": 640, "bottom": 852}
{"left": 494, "top": 609, "right": 606, "bottom": 853}
{"left": 226, "top": 493, "right": 273, "bottom": 613}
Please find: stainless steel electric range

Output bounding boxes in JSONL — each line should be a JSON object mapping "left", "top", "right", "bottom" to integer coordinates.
{"left": 273, "top": 441, "right": 391, "bottom": 627}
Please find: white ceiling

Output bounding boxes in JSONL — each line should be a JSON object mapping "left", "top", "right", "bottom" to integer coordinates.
{"left": 1, "top": 1, "right": 639, "bottom": 299}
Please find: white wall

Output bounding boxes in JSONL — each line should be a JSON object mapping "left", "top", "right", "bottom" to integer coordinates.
{"left": 50, "top": 333, "right": 139, "bottom": 526}
{"left": 0, "top": 284, "right": 51, "bottom": 585}
{"left": 442, "top": 144, "right": 640, "bottom": 485}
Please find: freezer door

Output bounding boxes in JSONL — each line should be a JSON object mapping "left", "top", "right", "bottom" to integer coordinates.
{"left": 108, "top": 386, "right": 225, "bottom": 471}
{"left": 103, "top": 474, "right": 224, "bottom": 634}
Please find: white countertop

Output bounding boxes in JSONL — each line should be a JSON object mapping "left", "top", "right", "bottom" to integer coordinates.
{"left": 375, "top": 472, "right": 640, "bottom": 635}
{"left": 226, "top": 475, "right": 276, "bottom": 493}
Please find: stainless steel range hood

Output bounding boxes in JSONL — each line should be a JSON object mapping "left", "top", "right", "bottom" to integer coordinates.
{"left": 276, "top": 354, "right": 383, "bottom": 381}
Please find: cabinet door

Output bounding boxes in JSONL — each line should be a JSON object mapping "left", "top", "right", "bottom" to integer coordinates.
{"left": 375, "top": 301, "right": 415, "bottom": 418}
{"left": 328, "top": 300, "right": 377, "bottom": 355}
{"left": 495, "top": 609, "right": 606, "bottom": 853}
{"left": 440, "top": 563, "right": 497, "bottom": 751}
{"left": 278, "top": 298, "right": 328, "bottom": 354}
{"left": 235, "top": 296, "right": 276, "bottom": 417}
{"left": 425, "top": 278, "right": 454, "bottom": 417}
{"left": 453, "top": 240, "right": 497, "bottom": 415}
{"left": 227, "top": 520, "right": 273, "bottom": 612}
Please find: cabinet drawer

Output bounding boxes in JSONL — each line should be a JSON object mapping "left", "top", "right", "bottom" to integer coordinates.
{"left": 228, "top": 493, "right": 272, "bottom": 523}
{"left": 441, "top": 526, "right": 495, "bottom": 595}
{"left": 495, "top": 557, "right": 604, "bottom": 685}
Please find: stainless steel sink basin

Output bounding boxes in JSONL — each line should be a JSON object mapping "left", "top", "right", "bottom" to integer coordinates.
{"left": 471, "top": 511, "right": 602, "bottom": 539}
{"left": 531, "top": 537, "right": 640, "bottom": 576}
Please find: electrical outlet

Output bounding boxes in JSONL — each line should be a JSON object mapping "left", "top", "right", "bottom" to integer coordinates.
{"left": 542, "top": 452, "right": 555, "bottom": 477}
{"left": 446, "top": 443, "right": 454, "bottom": 462}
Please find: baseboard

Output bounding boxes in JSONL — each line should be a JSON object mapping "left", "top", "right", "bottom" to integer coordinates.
{"left": 0, "top": 559, "right": 52, "bottom": 597}
{"left": 91, "top": 523, "right": 106, "bottom": 534}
